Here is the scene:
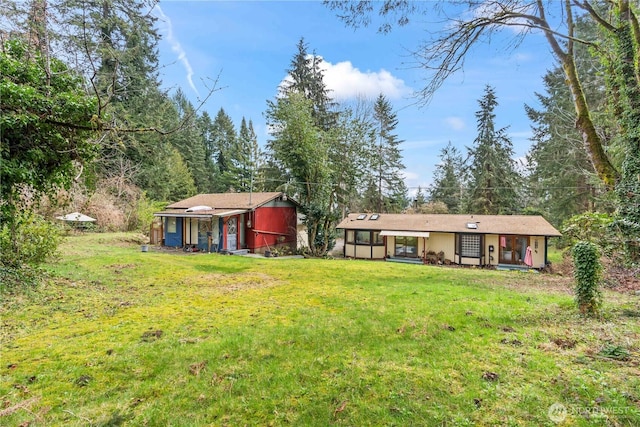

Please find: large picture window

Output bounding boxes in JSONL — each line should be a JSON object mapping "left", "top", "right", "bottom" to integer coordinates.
{"left": 395, "top": 236, "right": 418, "bottom": 258}
{"left": 356, "top": 230, "right": 371, "bottom": 244}
{"left": 460, "top": 234, "right": 481, "bottom": 258}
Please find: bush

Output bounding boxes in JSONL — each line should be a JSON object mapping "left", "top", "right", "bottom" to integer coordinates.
{"left": 0, "top": 211, "right": 62, "bottom": 291}
{"left": 571, "top": 241, "right": 602, "bottom": 316}
{"left": 560, "top": 212, "right": 614, "bottom": 250}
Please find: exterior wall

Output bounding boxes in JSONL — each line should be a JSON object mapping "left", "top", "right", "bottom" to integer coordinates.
{"left": 344, "top": 242, "right": 356, "bottom": 258}
{"left": 343, "top": 243, "right": 386, "bottom": 259}
{"left": 529, "top": 236, "right": 547, "bottom": 269}
{"left": 249, "top": 205, "right": 297, "bottom": 253}
{"left": 425, "top": 232, "right": 455, "bottom": 262}
{"left": 485, "top": 234, "right": 500, "bottom": 266}
{"left": 341, "top": 229, "right": 386, "bottom": 260}
{"left": 164, "top": 217, "right": 183, "bottom": 247}
{"left": 385, "top": 236, "right": 394, "bottom": 257}
{"left": 346, "top": 231, "right": 548, "bottom": 268}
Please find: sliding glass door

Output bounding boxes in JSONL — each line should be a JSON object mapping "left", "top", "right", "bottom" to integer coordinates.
{"left": 499, "top": 235, "right": 529, "bottom": 264}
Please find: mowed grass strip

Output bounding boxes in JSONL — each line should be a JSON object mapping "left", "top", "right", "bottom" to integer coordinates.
{"left": 0, "top": 233, "right": 638, "bottom": 426}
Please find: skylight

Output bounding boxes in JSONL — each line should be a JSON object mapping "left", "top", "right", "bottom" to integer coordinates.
{"left": 357, "top": 214, "right": 367, "bottom": 220}
{"left": 370, "top": 214, "right": 380, "bottom": 220}
{"left": 466, "top": 222, "right": 478, "bottom": 229}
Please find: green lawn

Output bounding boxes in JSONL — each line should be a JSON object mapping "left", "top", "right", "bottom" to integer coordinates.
{"left": 1, "top": 233, "right": 639, "bottom": 426}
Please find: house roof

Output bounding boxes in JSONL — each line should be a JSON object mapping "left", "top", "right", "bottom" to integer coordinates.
{"left": 154, "top": 192, "right": 295, "bottom": 218}
{"left": 337, "top": 213, "right": 561, "bottom": 237}
{"left": 167, "top": 192, "right": 287, "bottom": 209}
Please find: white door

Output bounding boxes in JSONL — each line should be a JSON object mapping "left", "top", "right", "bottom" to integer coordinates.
{"left": 227, "top": 217, "right": 237, "bottom": 250}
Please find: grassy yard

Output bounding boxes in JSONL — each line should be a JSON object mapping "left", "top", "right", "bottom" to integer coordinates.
{"left": 1, "top": 233, "right": 639, "bottom": 426}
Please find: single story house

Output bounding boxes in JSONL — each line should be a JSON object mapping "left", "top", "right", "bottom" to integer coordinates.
{"left": 153, "top": 192, "right": 298, "bottom": 254}
{"left": 336, "top": 213, "right": 561, "bottom": 269}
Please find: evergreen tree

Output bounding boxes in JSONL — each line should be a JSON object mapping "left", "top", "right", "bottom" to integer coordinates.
{"left": 525, "top": 68, "right": 605, "bottom": 226}
{"left": 266, "top": 91, "right": 336, "bottom": 255}
{"left": 170, "top": 89, "right": 210, "bottom": 193}
{"left": 366, "top": 94, "right": 406, "bottom": 213}
{"left": 464, "top": 86, "right": 521, "bottom": 214}
{"left": 196, "top": 110, "right": 220, "bottom": 192}
{"left": 237, "top": 117, "right": 260, "bottom": 192}
{"left": 210, "top": 108, "right": 238, "bottom": 192}
{"left": 279, "top": 37, "right": 338, "bottom": 130}
{"left": 429, "top": 142, "right": 464, "bottom": 213}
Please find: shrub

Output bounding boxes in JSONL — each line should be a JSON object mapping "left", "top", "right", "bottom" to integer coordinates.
{"left": 0, "top": 211, "right": 62, "bottom": 291}
{"left": 571, "top": 241, "right": 602, "bottom": 316}
{"left": 560, "top": 212, "right": 614, "bottom": 249}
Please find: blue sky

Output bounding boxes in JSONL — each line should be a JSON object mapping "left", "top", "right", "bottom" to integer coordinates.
{"left": 153, "top": 1, "right": 556, "bottom": 195}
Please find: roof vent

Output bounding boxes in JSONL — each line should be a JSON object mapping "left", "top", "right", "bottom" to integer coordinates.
{"left": 466, "top": 222, "right": 478, "bottom": 229}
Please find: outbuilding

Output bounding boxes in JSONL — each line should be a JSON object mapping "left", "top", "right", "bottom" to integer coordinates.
{"left": 154, "top": 192, "right": 298, "bottom": 254}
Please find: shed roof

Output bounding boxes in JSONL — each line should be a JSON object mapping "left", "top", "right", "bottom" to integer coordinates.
{"left": 166, "top": 192, "right": 288, "bottom": 210}
{"left": 154, "top": 192, "right": 296, "bottom": 218}
{"left": 337, "top": 213, "right": 561, "bottom": 237}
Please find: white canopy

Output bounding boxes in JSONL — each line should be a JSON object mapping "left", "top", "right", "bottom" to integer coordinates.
{"left": 379, "top": 230, "right": 430, "bottom": 238}
{"left": 56, "top": 212, "right": 96, "bottom": 222}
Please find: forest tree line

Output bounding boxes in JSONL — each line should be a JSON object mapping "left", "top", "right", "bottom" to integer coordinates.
{"left": 1, "top": 0, "right": 639, "bottom": 284}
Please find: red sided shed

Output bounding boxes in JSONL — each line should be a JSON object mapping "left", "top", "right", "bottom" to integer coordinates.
{"left": 154, "top": 192, "right": 298, "bottom": 254}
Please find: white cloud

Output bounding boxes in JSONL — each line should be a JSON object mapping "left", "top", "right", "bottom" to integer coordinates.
{"left": 445, "top": 117, "right": 466, "bottom": 131}
{"left": 322, "top": 59, "right": 411, "bottom": 100}
{"left": 280, "top": 56, "right": 411, "bottom": 101}
{"left": 153, "top": 5, "right": 199, "bottom": 96}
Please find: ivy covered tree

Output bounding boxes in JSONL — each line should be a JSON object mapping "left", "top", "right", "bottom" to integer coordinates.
{"left": 464, "top": 86, "right": 521, "bottom": 215}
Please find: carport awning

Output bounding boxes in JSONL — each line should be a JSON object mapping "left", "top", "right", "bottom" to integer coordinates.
{"left": 153, "top": 209, "right": 248, "bottom": 218}
{"left": 379, "top": 230, "right": 430, "bottom": 238}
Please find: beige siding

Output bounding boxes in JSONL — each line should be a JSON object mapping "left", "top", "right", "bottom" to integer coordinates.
{"left": 355, "top": 245, "right": 372, "bottom": 259}
{"left": 345, "top": 243, "right": 356, "bottom": 258}
{"left": 426, "top": 232, "right": 455, "bottom": 262}
{"left": 386, "top": 236, "right": 395, "bottom": 257}
{"left": 485, "top": 234, "right": 499, "bottom": 266}
{"left": 530, "top": 236, "right": 546, "bottom": 269}
{"left": 372, "top": 246, "right": 386, "bottom": 259}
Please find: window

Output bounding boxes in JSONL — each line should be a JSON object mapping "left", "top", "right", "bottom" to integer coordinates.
{"left": 167, "top": 217, "right": 177, "bottom": 233}
{"left": 372, "top": 231, "right": 384, "bottom": 245}
{"left": 369, "top": 214, "right": 380, "bottom": 220}
{"left": 357, "top": 214, "right": 367, "bottom": 220}
{"left": 356, "top": 230, "right": 371, "bottom": 244}
{"left": 460, "top": 234, "right": 481, "bottom": 257}
{"left": 346, "top": 230, "right": 355, "bottom": 244}
{"left": 395, "top": 236, "right": 418, "bottom": 258}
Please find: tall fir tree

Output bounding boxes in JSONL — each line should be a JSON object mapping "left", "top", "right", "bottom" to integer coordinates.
{"left": 210, "top": 108, "right": 238, "bottom": 192}
{"left": 429, "top": 142, "right": 464, "bottom": 213}
{"left": 464, "top": 86, "right": 521, "bottom": 215}
{"left": 367, "top": 94, "right": 406, "bottom": 213}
